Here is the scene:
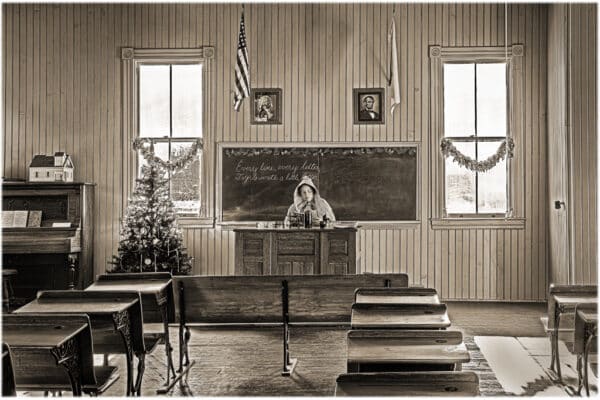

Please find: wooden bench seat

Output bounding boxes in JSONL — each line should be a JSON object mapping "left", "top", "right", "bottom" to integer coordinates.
{"left": 346, "top": 329, "right": 469, "bottom": 372}
{"left": 354, "top": 287, "right": 440, "bottom": 305}
{"left": 286, "top": 275, "right": 409, "bottom": 324}
{"left": 334, "top": 371, "right": 480, "bottom": 396}
{"left": 172, "top": 273, "right": 409, "bottom": 376}
{"left": 351, "top": 303, "right": 451, "bottom": 329}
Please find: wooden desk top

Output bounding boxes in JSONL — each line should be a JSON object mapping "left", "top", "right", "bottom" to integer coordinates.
{"left": 86, "top": 279, "right": 170, "bottom": 294}
{"left": 553, "top": 295, "right": 598, "bottom": 306}
{"left": 355, "top": 288, "right": 440, "bottom": 305}
{"left": 3, "top": 322, "right": 88, "bottom": 348}
{"left": 335, "top": 372, "right": 479, "bottom": 397}
{"left": 355, "top": 294, "right": 440, "bottom": 305}
{"left": 14, "top": 291, "right": 145, "bottom": 354}
{"left": 577, "top": 310, "right": 598, "bottom": 324}
{"left": 351, "top": 304, "right": 450, "bottom": 329}
{"left": 15, "top": 297, "right": 138, "bottom": 315}
{"left": 347, "top": 330, "right": 468, "bottom": 364}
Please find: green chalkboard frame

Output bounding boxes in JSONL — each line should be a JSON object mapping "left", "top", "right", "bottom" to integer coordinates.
{"left": 216, "top": 142, "right": 421, "bottom": 228}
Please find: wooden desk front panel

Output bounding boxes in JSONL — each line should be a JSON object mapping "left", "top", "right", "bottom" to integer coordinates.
{"left": 234, "top": 229, "right": 356, "bottom": 275}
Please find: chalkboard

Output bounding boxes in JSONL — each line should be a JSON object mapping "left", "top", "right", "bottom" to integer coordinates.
{"left": 219, "top": 145, "right": 418, "bottom": 221}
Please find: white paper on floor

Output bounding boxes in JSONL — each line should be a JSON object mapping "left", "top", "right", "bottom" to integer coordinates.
{"left": 475, "top": 336, "right": 567, "bottom": 397}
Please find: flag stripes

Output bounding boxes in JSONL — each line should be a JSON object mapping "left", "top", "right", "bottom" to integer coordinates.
{"left": 233, "top": 10, "right": 250, "bottom": 112}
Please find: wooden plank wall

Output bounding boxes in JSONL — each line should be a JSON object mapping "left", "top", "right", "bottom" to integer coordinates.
{"left": 569, "top": 4, "right": 598, "bottom": 284}
{"left": 547, "top": 4, "right": 598, "bottom": 285}
{"left": 2, "top": 3, "right": 549, "bottom": 300}
{"left": 546, "top": 4, "right": 571, "bottom": 285}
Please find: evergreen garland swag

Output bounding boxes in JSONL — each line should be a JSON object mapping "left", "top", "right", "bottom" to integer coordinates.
{"left": 134, "top": 137, "right": 201, "bottom": 172}
{"left": 109, "top": 141, "right": 198, "bottom": 275}
{"left": 440, "top": 137, "right": 515, "bottom": 173}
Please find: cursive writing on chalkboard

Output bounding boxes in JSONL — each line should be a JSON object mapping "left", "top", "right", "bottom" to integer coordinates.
{"left": 234, "top": 159, "right": 319, "bottom": 185}
{"left": 221, "top": 145, "right": 418, "bottom": 221}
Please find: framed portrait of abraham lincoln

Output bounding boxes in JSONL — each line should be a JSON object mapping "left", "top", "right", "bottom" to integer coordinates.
{"left": 353, "top": 88, "right": 385, "bottom": 125}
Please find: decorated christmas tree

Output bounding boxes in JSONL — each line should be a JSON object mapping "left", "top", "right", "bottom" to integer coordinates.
{"left": 109, "top": 138, "right": 199, "bottom": 275}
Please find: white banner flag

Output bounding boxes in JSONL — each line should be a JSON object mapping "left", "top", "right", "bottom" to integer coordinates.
{"left": 388, "top": 17, "right": 401, "bottom": 114}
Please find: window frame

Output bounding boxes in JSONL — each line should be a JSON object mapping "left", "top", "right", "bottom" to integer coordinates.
{"left": 121, "top": 47, "right": 214, "bottom": 225}
{"left": 429, "top": 45, "right": 525, "bottom": 227}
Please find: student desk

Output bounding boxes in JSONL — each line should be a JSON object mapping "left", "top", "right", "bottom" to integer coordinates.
{"left": 2, "top": 314, "right": 95, "bottom": 396}
{"left": 346, "top": 330, "right": 469, "bottom": 373}
{"left": 2, "top": 343, "right": 17, "bottom": 396}
{"left": 14, "top": 291, "right": 145, "bottom": 396}
{"left": 334, "top": 372, "right": 480, "bottom": 396}
{"left": 86, "top": 272, "right": 178, "bottom": 393}
{"left": 549, "top": 294, "right": 597, "bottom": 381}
{"left": 574, "top": 304, "right": 598, "bottom": 396}
{"left": 354, "top": 288, "right": 440, "bottom": 305}
{"left": 351, "top": 303, "right": 451, "bottom": 329}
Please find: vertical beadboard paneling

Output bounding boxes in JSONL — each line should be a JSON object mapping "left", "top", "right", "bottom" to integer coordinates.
{"left": 547, "top": 4, "right": 597, "bottom": 286}
{"left": 569, "top": 4, "right": 598, "bottom": 284}
{"left": 2, "top": 3, "right": 554, "bottom": 300}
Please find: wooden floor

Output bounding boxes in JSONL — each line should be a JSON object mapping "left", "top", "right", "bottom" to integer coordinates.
{"left": 20, "top": 301, "right": 557, "bottom": 396}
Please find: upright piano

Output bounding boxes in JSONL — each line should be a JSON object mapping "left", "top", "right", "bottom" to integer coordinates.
{"left": 2, "top": 182, "right": 94, "bottom": 307}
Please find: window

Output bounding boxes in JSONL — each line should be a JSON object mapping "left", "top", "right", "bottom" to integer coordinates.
{"left": 429, "top": 45, "right": 524, "bottom": 223}
{"left": 443, "top": 62, "right": 508, "bottom": 216}
{"left": 136, "top": 62, "right": 203, "bottom": 216}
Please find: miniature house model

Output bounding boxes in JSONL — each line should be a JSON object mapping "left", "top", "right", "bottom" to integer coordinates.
{"left": 28, "top": 152, "right": 74, "bottom": 182}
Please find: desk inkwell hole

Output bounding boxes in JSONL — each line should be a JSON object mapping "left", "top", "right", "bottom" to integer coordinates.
{"left": 54, "top": 325, "right": 64, "bottom": 330}
{"left": 444, "top": 386, "right": 458, "bottom": 392}
{"left": 435, "top": 339, "right": 447, "bottom": 344}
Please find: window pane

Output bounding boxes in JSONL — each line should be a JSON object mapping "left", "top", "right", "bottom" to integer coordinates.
{"left": 477, "top": 141, "right": 507, "bottom": 213}
{"left": 443, "top": 63, "right": 475, "bottom": 137}
{"left": 172, "top": 64, "right": 203, "bottom": 138}
{"left": 139, "top": 65, "right": 170, "bottom": 137}
{"left": 170, "top": 142, "right": 201, "bottom": 215}
{"left": 477, "top": 63, "right": 507, "bottom": 136}
{"left": 445, "top": 142, "right": 476, "bottom": 214}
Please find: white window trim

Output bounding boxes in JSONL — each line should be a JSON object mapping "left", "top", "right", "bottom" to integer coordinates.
{"left": 429, "top": 44, "right": 525, "bottom": 229}
{"left": 121, "top": 47, "right": 215, "bottom": 225}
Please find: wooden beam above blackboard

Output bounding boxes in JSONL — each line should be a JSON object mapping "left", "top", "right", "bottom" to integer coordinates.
{"left": 216, "top": 142, "right": 420, "bottom": 225}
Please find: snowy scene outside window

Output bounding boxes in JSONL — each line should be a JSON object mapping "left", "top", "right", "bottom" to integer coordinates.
{"left": 138, "top": 63, "right": 202, "bottom": 216}
{"left": 443, "top": 62, "right": 508, "bottom": 215}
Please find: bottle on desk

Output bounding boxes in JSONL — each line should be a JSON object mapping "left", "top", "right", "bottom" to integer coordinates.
{"left": 304, "top": 210, "right": 312, "bottom": 228}
{"left": 320, "top": 215, "right": 329, "bottom": 229}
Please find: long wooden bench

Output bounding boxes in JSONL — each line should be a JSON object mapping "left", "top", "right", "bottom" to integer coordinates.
{"left": 334, "top": 371, "right": 480, "bottom": 396}
{"left": 172, "top": 273, "right": 408, "bottom": 376}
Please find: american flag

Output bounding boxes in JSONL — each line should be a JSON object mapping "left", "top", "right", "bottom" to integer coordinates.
{"left": 233, "top": 9, "right": 250, "bottom": 111}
